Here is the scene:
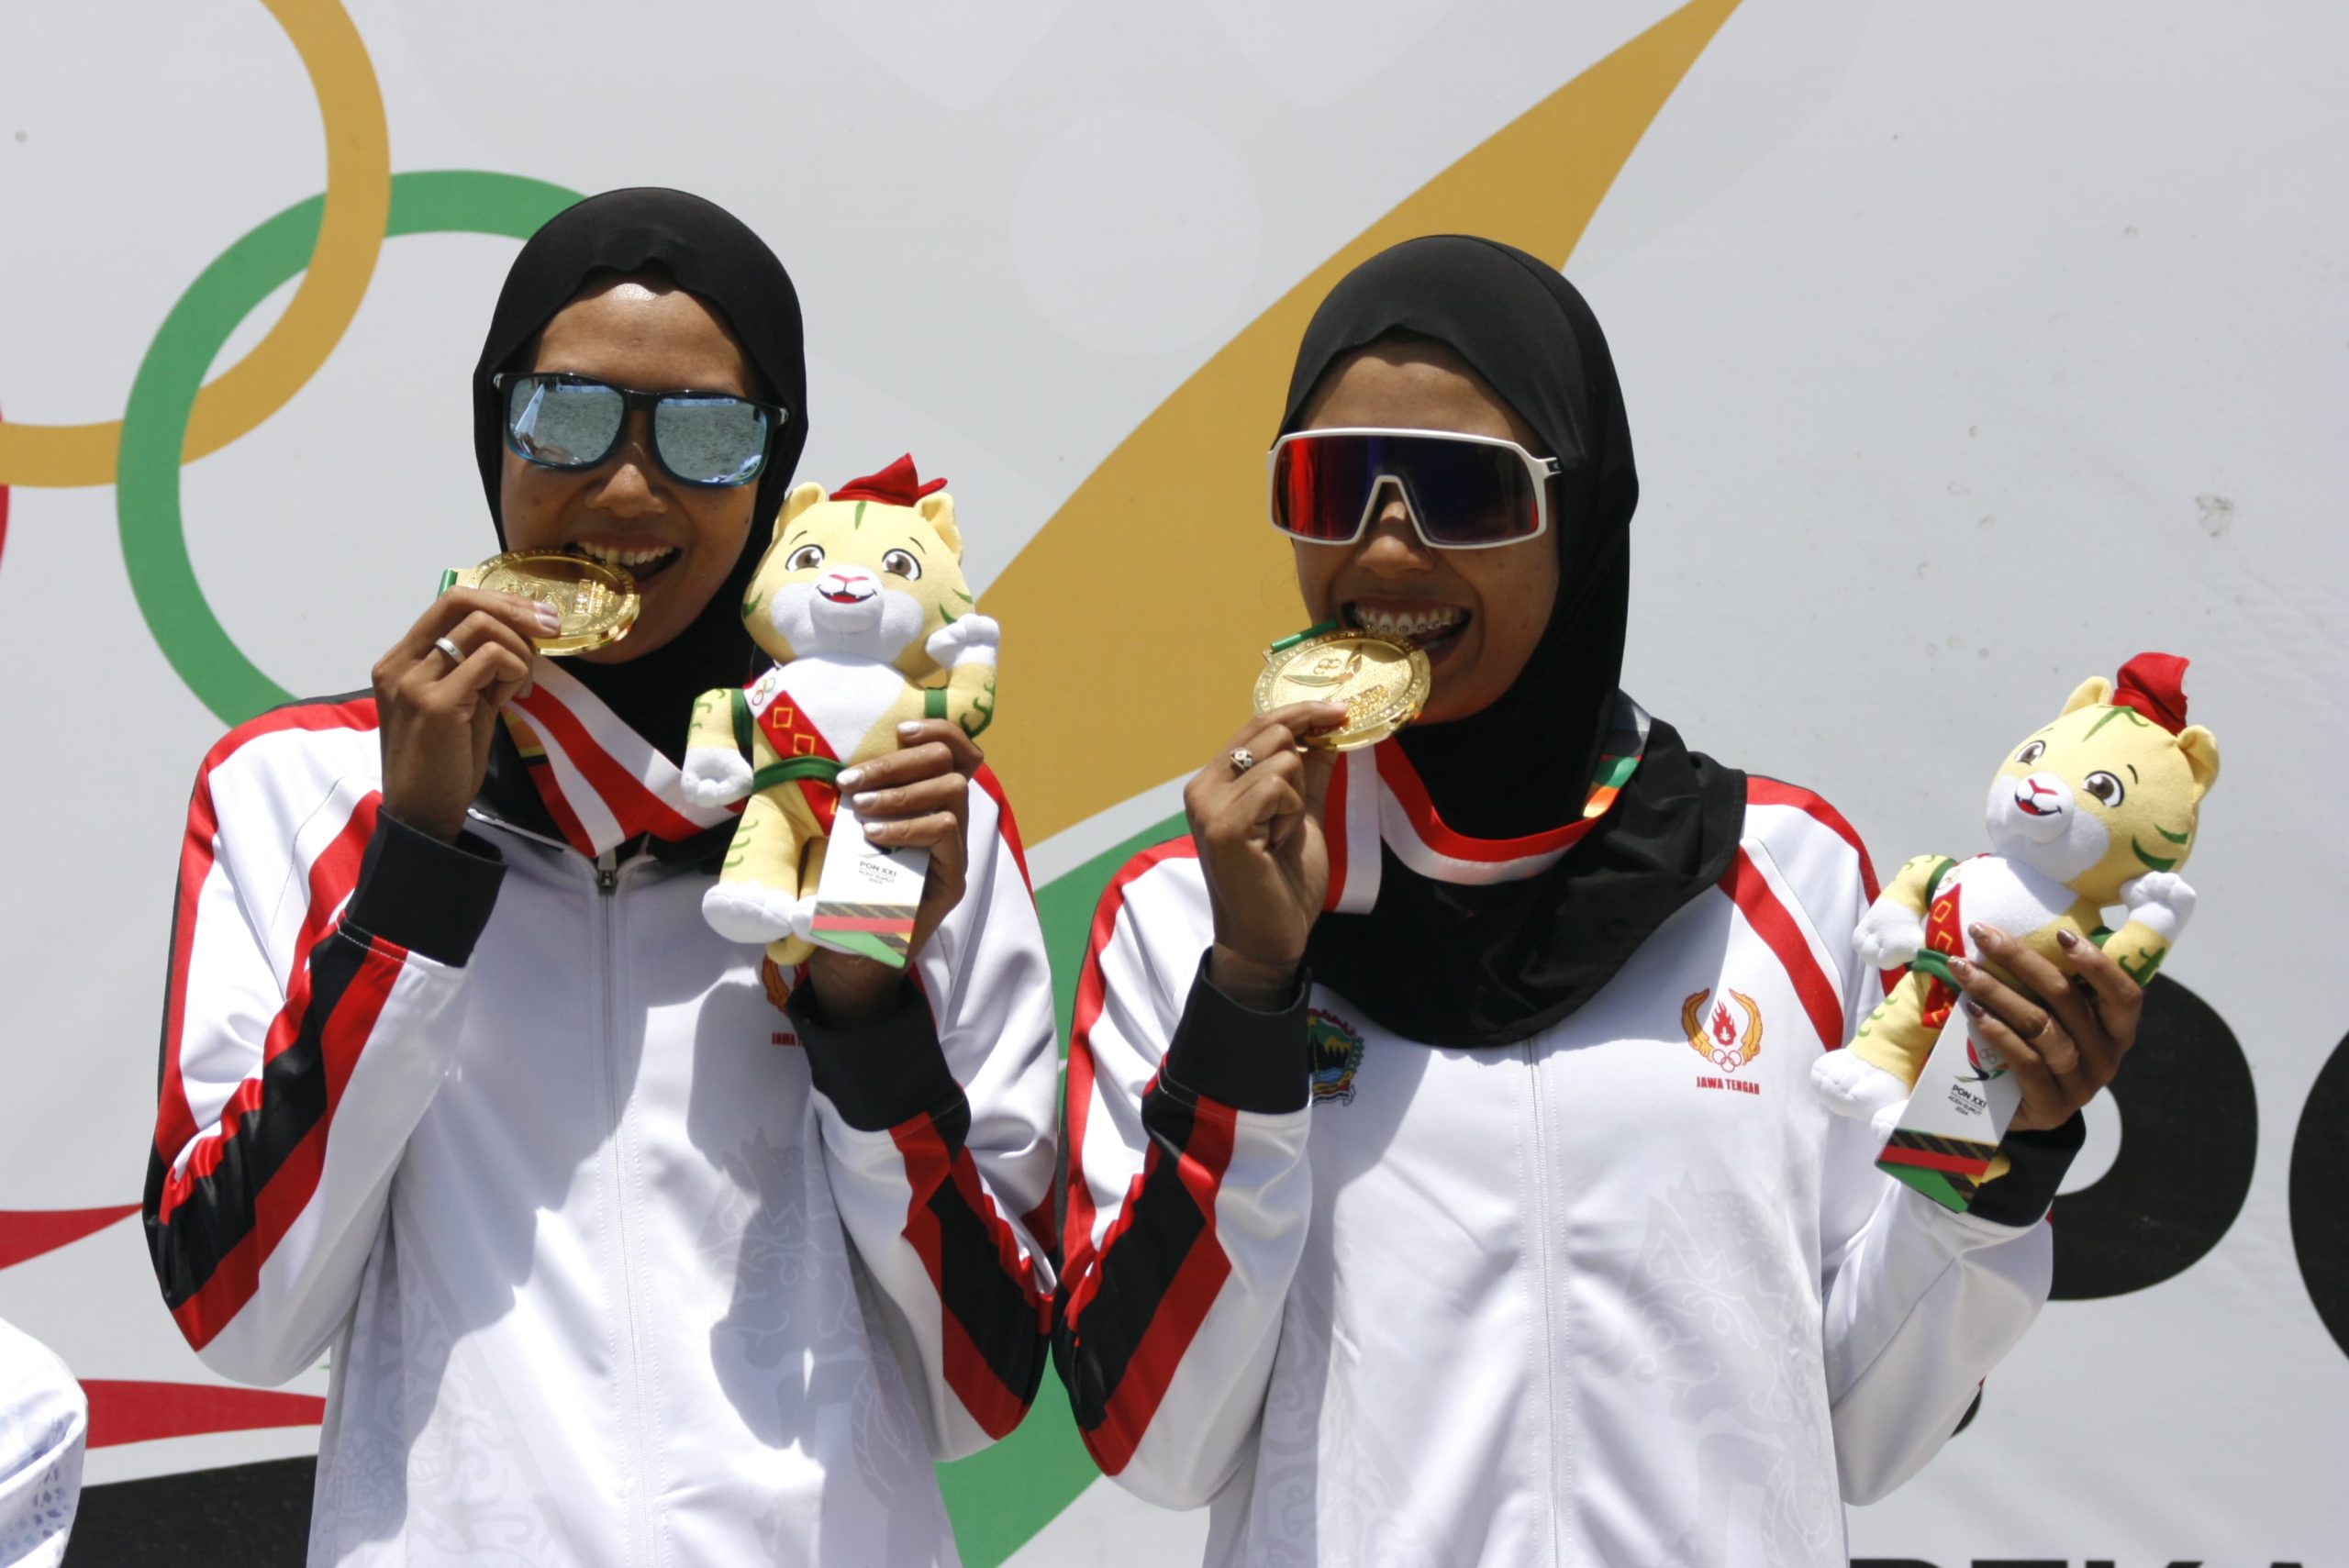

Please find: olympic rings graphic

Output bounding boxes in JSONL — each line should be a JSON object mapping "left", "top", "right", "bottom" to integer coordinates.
{"left": 0, "top": 0, "right": 389, "bottom": 488}
{"left": 119, "top": 171, "right": 584, "bottom": 725}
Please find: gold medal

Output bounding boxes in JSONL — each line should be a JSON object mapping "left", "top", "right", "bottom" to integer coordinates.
{"left": 1252, "top": 624, "right": 1431, "bottom": 750}
{"left": 440, "top": 551, "right": 640, "bottom": 655}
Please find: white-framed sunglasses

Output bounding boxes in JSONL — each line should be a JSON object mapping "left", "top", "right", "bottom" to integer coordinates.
{"left": 1267, "top": 428, "right": 1562, "bottom": 550}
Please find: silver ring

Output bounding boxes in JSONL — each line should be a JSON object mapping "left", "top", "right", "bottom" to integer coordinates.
{"left": 1230, "top": 747, "right": 1255, "bottom": 774}
{"left": 432, "top": 636, "right": 465, "bottom": 666}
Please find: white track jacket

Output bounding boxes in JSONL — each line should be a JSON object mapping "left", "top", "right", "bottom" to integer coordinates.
{"left": 1057, "top": 760, "right": 2075, "bottom": 1567}
{"left": 143, "top": 695, "right": 1057, "bottom": 1566}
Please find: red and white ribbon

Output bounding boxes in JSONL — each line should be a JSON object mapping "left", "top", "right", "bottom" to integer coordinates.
{"left": 506, "top": 659, "right": 739, "bottom": 857}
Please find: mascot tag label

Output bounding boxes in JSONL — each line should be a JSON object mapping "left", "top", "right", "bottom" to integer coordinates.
{"left": 1878, "top": 1007, "right": 2025, "bottom": 1204}
{"left": 809, "top": 802, "right": 926, "bottom": 965}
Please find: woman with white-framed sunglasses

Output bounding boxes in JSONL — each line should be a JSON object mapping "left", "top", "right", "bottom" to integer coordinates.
{"left": 1054, "top": 235, "right": 2136, "bottom": 1563}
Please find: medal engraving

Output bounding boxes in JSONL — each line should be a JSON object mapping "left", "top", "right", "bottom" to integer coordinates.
{"left": 444, "top": 550, "right": 640, "bottom": 654}
{"left": 1252, "top": 627, "right": 1431, "bottom": 750}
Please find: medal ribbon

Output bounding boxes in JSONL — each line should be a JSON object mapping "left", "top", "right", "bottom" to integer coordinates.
{"left": 1326, "top": 695, "right": 1651, "bottom": 910}
{"left": 502, "top": 658, "right": 740, "bottom": 857}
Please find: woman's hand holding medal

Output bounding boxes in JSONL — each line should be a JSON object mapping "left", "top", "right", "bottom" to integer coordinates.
{"left": 1188, "top": 702, "right": 1348, "bottom": 1010}
{"left": 375, "top": 588, "right": 557, "bottom": 842}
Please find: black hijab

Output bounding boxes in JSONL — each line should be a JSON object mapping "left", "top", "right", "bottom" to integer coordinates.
{"left": 470, "top": 187, "right": 807, "bottom": 761}
{"left": 1286, "top": 236, "right": 1747, "bottom": 1048}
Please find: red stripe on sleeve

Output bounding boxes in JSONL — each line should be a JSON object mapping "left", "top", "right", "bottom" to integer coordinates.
{"left": 157, "top": 700, "right": 380, "bottom": 1165}
{"left": 156, "top": 780, "right": 222, "bottom": 1165}
{"left": 171, "top": 937, "right": 407, "bottom": 1351}
{"left": 154, "top": 798, "right": 381, "bottom": 1225}
{"left": 1079, "top": 1093, "right": 1239, "bottom": 1477}
{"left": 1746, "top": 777, "right": 1881, "bottom": 902}
{"left": 887, "top": 1116, "right": 1046, "bottom": 1439}
{"left": 1061, "top": 1075, "right": 1166, "bottom": 1328}
{"left": 1720, "top": 849, "right": 1846, "bottom": 1053}
{"left": 1747, "top": 776, "right": 1904, "bottom": 995}
{"left": 1063, "top": 840, "right": 1199, "bottom": 1285}
{"left": 972, "top": 766, "right": 1032, "bottom": 895}
{"left": 202, "top": 698, "right": 381, "bottom": 761}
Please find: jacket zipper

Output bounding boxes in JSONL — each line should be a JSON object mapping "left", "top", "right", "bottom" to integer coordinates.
{"left": 593, "top": 846, "right": 656, "bottom": 1563}
{"left": 1524, "top": 1042, "right": 1564, "bottom": 1564}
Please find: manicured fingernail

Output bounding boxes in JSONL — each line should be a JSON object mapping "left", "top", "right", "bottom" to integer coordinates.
{"left": 2056, "top": 929, "right": 2079, "bottom": 950}
{"left": 897, "top": 722, "right": 923, "bottom": 740}
{"left": 1948, "top": 954, "right": 1973, "bottom": 977}
{"left": 1964, "top": 998, "right": 1986, "bottom": 1019}
{"left": 533, "top": 601, "right": 562, "bottom": 633}
{"left": 1967, "top": 923, "right": 1989, "bottom": 945}
{"left": 836, "top": 767, "right": 864, "bottom": 792}
{"left": 852, "top": 792, "right": 879, "bottom": 811}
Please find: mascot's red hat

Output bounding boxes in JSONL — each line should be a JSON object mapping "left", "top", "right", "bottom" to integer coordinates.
{"left": 2112, "top": 651, "right": 2190, "bottom": 734}
{"left": 832, "top": 454, "right": 947, "bottom": 506}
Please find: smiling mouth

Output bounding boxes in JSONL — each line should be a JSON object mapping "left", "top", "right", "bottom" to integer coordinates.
{"left": 563, "top": 540, "right": 681, "bottom": 583}
{"left": 1342, "top": 602, "right": 1470, "bottom": 649}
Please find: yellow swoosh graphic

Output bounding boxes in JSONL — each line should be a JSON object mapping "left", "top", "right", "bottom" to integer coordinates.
{"left": 985, "top": 0, "right": 1741, "bottom": 841}
{"left": 0, "top": 0, "right": 389, "bottom": 487}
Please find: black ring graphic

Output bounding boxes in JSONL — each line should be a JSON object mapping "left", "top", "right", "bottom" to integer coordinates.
{"left": 2050, "top": 975, "right": 2257, "bottom": 1301}
{"left": 2288, "top": 1029, "right": 2349, "bottom": 1361}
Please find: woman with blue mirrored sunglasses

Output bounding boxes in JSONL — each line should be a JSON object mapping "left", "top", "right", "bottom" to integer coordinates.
{"left": 493, "top": 370, "right": 784, "bottom": 488}
{"left": 144, "top": 187, "right": 1060, "bottom": 1568}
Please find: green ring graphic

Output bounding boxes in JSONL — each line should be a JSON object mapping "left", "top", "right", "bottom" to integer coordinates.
{"left": 118, "top": 170, "right": 584, "bottom": 727}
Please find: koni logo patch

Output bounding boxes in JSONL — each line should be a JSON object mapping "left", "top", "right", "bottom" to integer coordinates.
{"left": 1308, "top": 1008, "right": 1367, "bottom": 1106}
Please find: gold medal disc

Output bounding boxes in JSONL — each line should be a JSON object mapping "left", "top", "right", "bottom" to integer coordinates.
{"left": 442, "top": 551, "right": 640, "bottom": 655}
{"left": 1252, "top": 626, "right": 1431, "bottom": 750}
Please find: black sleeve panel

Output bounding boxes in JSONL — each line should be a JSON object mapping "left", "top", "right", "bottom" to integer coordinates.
{"left": 1161, "top": 958, "right": 1312, "bottom": 1116}
{"left": 343, "top": 814, "right": 505, "bottom": 967}
{"left": 1967, "top": 1112, "right": 2087, "bottom": 1228}
{"left": 787, "top": 978, "right": 963, "bottom": 1133}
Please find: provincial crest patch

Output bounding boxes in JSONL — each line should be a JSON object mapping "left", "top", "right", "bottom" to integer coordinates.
{"left": 1307, "top": 1008, "right": 1366, "bottom": 1106}
{"left": 1682, "top": 987, "right": 1764, "bottom": 1074}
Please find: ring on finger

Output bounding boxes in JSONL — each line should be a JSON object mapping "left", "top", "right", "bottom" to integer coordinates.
{"left": 1230, "top": 748, "right": 1255, "bottom": 774}
{"left": 432, "top": 636, "right": 465, "bottom": 666}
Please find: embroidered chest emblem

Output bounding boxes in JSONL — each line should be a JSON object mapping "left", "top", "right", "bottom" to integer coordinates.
{"left": 1307, "top": 1008, "right": 1366, "bottom": 1106}
{"left": 1682, "top": 987, "right": 1764, "bottom": 1088}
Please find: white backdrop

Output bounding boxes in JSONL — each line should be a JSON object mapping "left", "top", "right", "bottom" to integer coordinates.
{"left": 2, "top": 2, "right": 2343, "bottom": 1562}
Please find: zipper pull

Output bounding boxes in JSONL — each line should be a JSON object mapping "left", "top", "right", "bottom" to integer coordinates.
{"left": 596, "top": 848, "right": 618, "bottom": 895}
